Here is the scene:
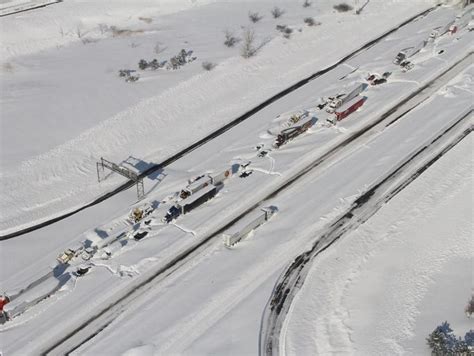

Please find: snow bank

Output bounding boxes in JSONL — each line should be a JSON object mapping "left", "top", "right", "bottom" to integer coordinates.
{"left": 284, "top": 134, "right": 473, "bottom": 355}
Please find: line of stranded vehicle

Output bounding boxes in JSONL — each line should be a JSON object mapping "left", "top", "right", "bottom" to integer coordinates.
{"left": 2, "top": 9, "right": 471, "bottom": 324}
{"left": 53, "top": 11, "right": 471, "bottom": 269}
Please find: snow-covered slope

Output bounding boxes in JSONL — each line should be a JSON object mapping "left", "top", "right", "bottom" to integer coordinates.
{"left": 284, "top": 133, "right": 473, "bottom": 356}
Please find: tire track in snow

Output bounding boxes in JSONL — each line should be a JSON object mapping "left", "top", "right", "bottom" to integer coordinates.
{"left": 39, "top": 48, "right": 471, "bottom": 356}
{"left": 259, "top": 111, "right": 473, "bottom": 356}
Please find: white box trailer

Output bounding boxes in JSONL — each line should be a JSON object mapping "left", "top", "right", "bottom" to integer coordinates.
{"left": 181, "top": 175, "right": 213, "bottom": 198}
{"left": 4, "top": 273, "right": 67, "bottom": 320}
{"left": 430, "top": 20, "right": 455, "bottom": 39}
{"left": 326, "top": 83, "right": 368, "bottom": 113}
{"left": 180, "top": 168, "right": 233, "bottom": 199}
{"left": 223, "top": 206, "right": 278, "bottom": 247}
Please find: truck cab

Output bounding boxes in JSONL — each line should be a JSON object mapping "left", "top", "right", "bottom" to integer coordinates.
{"left": 393, "top": 51, "right": 407, "bottom": 65}
{"left": 164, "top": 205, "right": 181, "bottom": 223}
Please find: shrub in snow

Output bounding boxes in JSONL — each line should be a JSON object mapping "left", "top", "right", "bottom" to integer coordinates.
{"left": 138, "top": 59, "right": 149, "bottom": 70}
{"left": 276, "top": 25, "right": 293, "bottom": 38}
{"left": 166, "top": 49, "right": 196, "bottom": 70}
{"left": 302, "top": 0, "right": 311, "bottom": 8}
{"left": 125, "top": 75, "right": 139, "bottom": 82}
{"left": 304, "top": 17, "right": 318, "bottom": 26}
{"left": 149, "top": 59, "right": 160, "bottom": 70}
{"left": 249, "top": 11, "right": 263, "bottom": 23}
{"left": 426, "top": 321, "right": 457, "bottom": 354}
{"left": 426, "top": 321, "right": 474, "bottom": 355}
{"left": 465, "top": 295, "right": 474, "bottom": 318}
{"left": 202, "top": 61, "right": 216, "bottom": 71}
{"left": 118, "top": 69, "right": 139, "bottom": 82}
{"left": 333, "top": 3, "right": 353, "bottom": 12}
{"left": 454, "top": 338, "right": 470, "bottom": 354}
{"left": 224, "top": 30, "right": 240, "bottom": 47}
{"left": 241, "top": 29, "right": 257, "bottom": 58}
{"left": 464, "top": 330, "right": 474, "bottom": 346}
{"left": 271, "top": 6, "right": 284, "bottom": 19}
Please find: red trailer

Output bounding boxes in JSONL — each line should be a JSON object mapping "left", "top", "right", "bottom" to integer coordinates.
{"left": 0, "top": 295, "right": 10, "bottom": 314}
{"left": 335, "top": 96, "right": 367, "bottom": 121}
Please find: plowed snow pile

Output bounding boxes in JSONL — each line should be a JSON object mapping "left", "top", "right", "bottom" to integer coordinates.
{"left": 284, "top": 134, "right": 473, "bottom": 355}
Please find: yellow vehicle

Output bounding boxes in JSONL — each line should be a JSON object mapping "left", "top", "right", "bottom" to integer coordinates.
{"left": 57, "top": 249, "right": 75, "bottom": 264}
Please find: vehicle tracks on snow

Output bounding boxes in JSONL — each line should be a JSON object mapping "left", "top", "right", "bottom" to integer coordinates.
{"left": 259, "top": 110, "right": 473, "bottom": 356}
{"left": 39, "top": 50, "right": 472, "bottom": 356}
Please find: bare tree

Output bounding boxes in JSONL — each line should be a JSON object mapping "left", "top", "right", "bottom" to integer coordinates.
{"left": 276, "top": 25, "right": 293, "bottom": 39}
{"left": 249, "top": 11, "right": 263, "bottom": 23}
{"left": 224, "top": 30, "right": 240, "bottom": 47}
{"left": 302, "top": 0, "right": 311, "bottom": 8}
{"left": 304, "top": 17, "right": 320, "bottom": 26}
{"left": 271, "top": 6, "right": 284, "bottom": 19}
{"left": 202, "top": 61, "right": 216, "bottom": 71}
{"left": 241, "top": 28, "right": 256, "bottom": 58}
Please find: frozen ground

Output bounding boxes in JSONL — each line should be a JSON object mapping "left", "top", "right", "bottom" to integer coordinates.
{"left": 16, "top": 63, "right": 468, "bottom": 356}
{"left": 284, "top": 134, "right": 473, "bottom": 355}
{"left": 0, "top": 1, "right": 472, "bottom": 355}
{"left": 0, "top": 0, "right": 433, "bottom": 235}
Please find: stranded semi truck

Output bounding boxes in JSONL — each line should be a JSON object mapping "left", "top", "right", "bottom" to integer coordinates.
{"left": 273, "top": 115, "right": 317, "bottom": 148}
{"left": 326, "top": 95, "right": 367, "bottom": 124}
{"left": 164, "top": 184, "right": 217, "bottom": 223}
{"left": 326, "top": 83, "right": 368, "bottom": 113}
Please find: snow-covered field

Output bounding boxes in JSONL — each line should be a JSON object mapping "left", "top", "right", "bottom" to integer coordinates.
{"left": 0, "top": 0, "right": 473, "bottom": 355}
{"left": 0, "top": 0, "right": 434, "bottom": 235}
{"left": 284, "top": 133, "right": 473, "bottom": 356}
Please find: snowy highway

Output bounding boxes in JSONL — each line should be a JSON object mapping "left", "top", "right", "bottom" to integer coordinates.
{"left": 0, "top": 2, "right": 473, "bottom": 355}
{"left": 72, "top": 68, "right": 472, "bottom": 356}
{"left": 4, "top": 40, "right": 473, "bottom": 356}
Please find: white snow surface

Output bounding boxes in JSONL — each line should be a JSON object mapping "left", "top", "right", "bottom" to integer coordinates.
{"left": 0, "top": 0, "right": 433, "bottom": 235}
{"left": 39, "top": 64, "right": 472, "bottom": 356}
{"left": 284, "top": 134, "right": 474, "bottom": 355}
{"left": 0, "top": 1, "right": 473, "bottom": 355}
